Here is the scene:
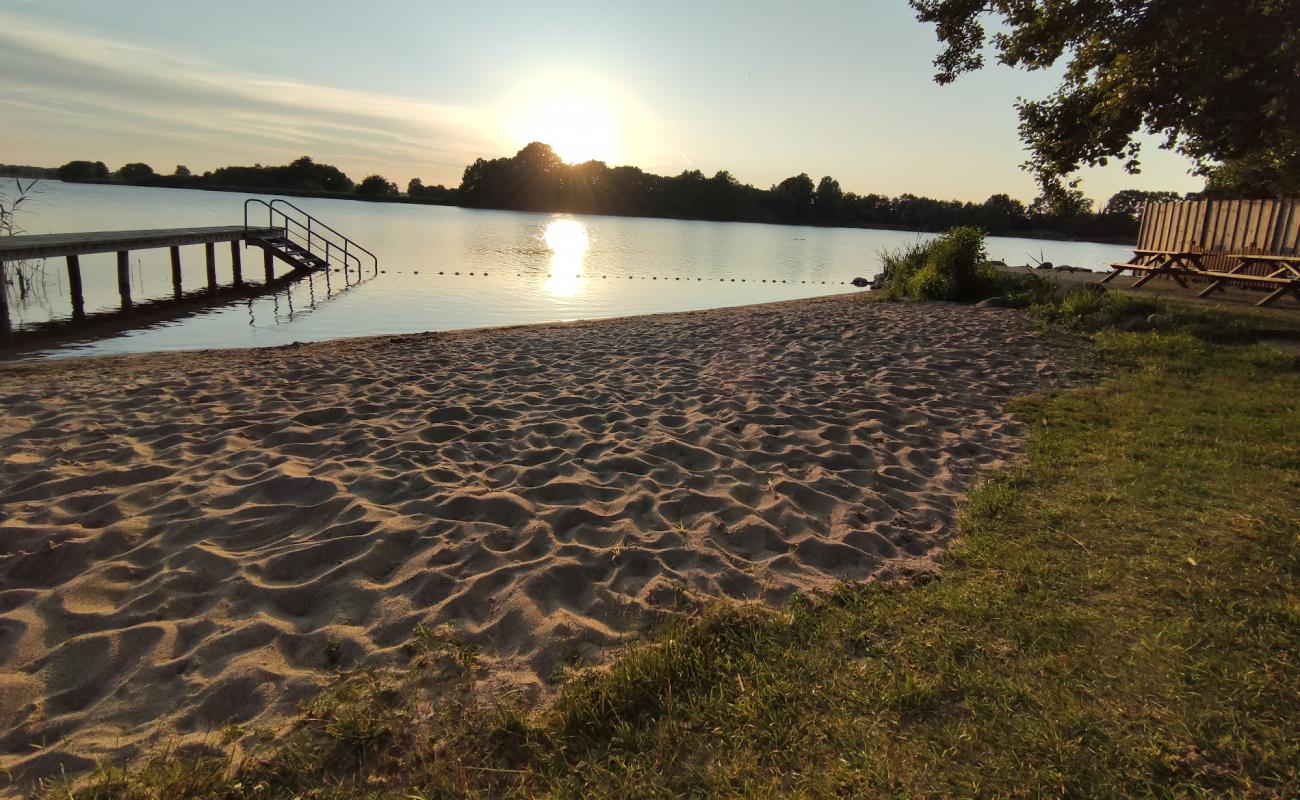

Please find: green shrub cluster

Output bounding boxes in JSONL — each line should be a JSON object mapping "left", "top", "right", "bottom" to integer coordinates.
{"left": 876, "top": 226, "right": 992, "bottom": 302}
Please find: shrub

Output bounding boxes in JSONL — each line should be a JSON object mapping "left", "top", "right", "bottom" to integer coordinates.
{"left": 908, "top": 263, "right": 955, "bottom": 300}
{"left": 875, "top": 227, "right": 996, "bottom": 302}
{"left": 923, "top": 226, "right": 987, "bottom": 300}
{"left": 875, "top": 240, "right": 930, "bottom": 300}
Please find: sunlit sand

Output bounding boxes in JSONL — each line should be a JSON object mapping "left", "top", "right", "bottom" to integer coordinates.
{"left": 0, "top": 293, "right": 1065, "bottom": 788}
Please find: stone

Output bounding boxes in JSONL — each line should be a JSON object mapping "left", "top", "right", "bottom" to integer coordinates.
{"left": 1147, "top": 313, "right": 1172, "bottom": 327}
{"left": 1035, "top": 261, "right": 1055, "bottom": 270}
{"left": 850, "top": 276, "right": 870, "bottom": 287}
{"left": 975, "top": 296, "right": 1015, "bottom": 309}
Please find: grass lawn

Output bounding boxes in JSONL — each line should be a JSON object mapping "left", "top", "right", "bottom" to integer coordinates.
{"left": 56, "top": 323, "right": 1300, "bottom": 799}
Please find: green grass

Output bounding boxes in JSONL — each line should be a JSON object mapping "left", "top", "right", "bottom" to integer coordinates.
{"left": 49, "top": 324, "right": 1300, "bottom": 799}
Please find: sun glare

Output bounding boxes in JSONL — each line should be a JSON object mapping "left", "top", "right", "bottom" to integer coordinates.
{"left": 508, "top": 93, "right": 622, "bottom": 164}
{"left": 542, "top": 218, "right": 589, "bottom": 297}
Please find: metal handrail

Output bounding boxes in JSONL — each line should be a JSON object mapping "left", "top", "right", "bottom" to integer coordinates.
{"left": 243, "top": 198, "right": 379, "bottom": 276}
{"left": 280, "top": 216, "right": 362, "bottom": 272}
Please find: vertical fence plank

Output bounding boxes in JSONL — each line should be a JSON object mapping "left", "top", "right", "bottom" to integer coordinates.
{"left": 1154, "top": 202, "right": 1172, "bottom": 250}
{"left": 1282, "top": 200, "right": 1300, "bottom": 253}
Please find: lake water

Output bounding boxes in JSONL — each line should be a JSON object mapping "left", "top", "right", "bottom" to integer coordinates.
{"left": 5, "top": 181, "right": 1133, "bottom": 358}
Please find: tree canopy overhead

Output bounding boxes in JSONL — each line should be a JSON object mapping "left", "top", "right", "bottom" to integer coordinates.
{"left": 909, "top": 0, "right": 1300, "bottom": 197}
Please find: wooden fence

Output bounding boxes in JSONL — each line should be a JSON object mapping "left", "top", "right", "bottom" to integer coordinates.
{"left": 1136, "top": 198, "right": 1300, "bottom": 275}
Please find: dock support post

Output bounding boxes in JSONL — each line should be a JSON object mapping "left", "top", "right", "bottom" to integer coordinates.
{"left": 205, "top": 242, "right": 217, "bottom": 293}
{"left": 264, "top": 248, "right": 274, "bottom": 282}
{"left": 170, "top": 246, "right": 182, "bottom": 299}
{"left": 230, "top": 241, "right": 243, "bottom": 287}
{"left": 116, "top": 250, "right": 133, "bottom": 311}
{"left": 0, "top": 260, "right": 12, "bottom": 348}
{"left": 66, "top": 255, "right": 85, "bottom": 320}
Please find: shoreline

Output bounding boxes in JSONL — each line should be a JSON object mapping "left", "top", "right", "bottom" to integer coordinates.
{"left": 3, "top": 291, "right": 855, "bottom": 369}
{"left": 0, "top": 294, "right": 1069, "bottom": 793}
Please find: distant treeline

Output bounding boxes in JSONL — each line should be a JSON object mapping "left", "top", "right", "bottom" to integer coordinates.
{"left": 9, "top": 159, "right": 459, "bottom": 206}
{"left": 4, "top": 148, "right": 1193, "bottom": 242}
{"left": 460, "top": 143, "right": 1187, "bottom": 241}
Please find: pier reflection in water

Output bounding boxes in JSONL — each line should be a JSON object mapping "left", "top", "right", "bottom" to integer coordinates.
{"left": 18, "top": 263, "right": 376, "bottom": 357}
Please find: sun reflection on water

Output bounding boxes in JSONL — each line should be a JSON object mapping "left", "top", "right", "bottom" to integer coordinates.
{"left": 542, "top": 218, "right": 589, "bottom": 298}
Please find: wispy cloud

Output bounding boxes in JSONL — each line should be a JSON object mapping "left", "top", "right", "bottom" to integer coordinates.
{"left": 0, "top": 12, "right": 503, "bottom": 181}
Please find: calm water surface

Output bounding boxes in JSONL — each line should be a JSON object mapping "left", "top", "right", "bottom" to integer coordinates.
{"left": 6, "top": 181, "right": 1133, "bottom": 358}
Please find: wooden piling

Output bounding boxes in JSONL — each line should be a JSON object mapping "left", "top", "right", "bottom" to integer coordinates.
{"left": 66, "top": 255, "right": 85, "bottom": 320}
{"left": 116, "top": 250, "right": 132, "bottom": 311}
{"left": 170, "top": 246, "right": 182, "bottom": 298}
{"left": 0, "top": 260, "right": 12, "bottom": 347}
{"left": 264, "top": 248, "right": 275, "bottom": 282}
{"left": 230, "top": 241, "right": 243, "bottom": 286}
{"left": 205, "top": 242, "right": 217, "bottom": 292}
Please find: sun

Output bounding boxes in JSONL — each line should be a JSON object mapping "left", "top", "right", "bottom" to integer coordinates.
{"left": 507, "top": 93, "right": 622, "bottom": 164}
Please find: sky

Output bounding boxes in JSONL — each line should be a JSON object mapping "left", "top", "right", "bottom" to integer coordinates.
{"left": 0, "top": 0, "right": 1204, "bottom": 205}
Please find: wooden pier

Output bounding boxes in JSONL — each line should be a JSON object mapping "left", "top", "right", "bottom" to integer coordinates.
{"left": 0, "top": 226, "right": 281, "bottom": 346}
{"left": 1, "top": 201, "right": 379, "bottom": 349}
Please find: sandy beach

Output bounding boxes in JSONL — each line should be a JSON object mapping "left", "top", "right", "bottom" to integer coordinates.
{"left": 0, "top": 294, "right": 1066, "bottom": 791}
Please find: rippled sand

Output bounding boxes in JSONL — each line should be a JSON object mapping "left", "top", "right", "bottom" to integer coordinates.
{"left": 0, "top": 295, "right": 1065, "bottom": 791}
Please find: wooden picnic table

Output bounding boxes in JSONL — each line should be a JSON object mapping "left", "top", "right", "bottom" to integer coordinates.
{"left": 1105, "top": 197, "right": 1300, "bottom": 308}
{"left": 1198, "top": 253, "right": 1300, "bottom": 306}
{"left": 1105, "top": 248, "right": 1300, "bottom": 306}
{"left": 1104, "top": 248, "right": 1205, "bottom": 289}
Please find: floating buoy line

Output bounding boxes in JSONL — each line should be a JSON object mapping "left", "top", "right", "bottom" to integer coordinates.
{"left": 356, "top": 268, "right": 852, "bottom": 286}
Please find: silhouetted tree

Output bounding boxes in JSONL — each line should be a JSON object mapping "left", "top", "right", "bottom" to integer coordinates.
{"left": 773, "top": 173, "right": 815, "bottom": 220}
{"left": 814, "top": 176, "right": 844, "bottom": 222}
{"left": 978, "top": 193, "right": 1027, "bottom": 232}
{"left": 407, "top": 178, "right": 424, "bottom": 196}
{"left": 1030, "top": 188, "right": 1093, "bottom": 219}
{"left": 356, "top": 175, "right": 399, "bottom": 196}
{"left": 459, "top": 143, "right": 566, "bottom": 211}
{"left": 57, "top": 160, "right": 110, "bottom": 182}
{"left": 209, "top": 156, "right": 353, "bottom": 192}
{"left": 116, "top": 163, "right": 156, "bottom": 181}
{"left": 1104, "top": 190, "right": 1181, "bottom": 219}
{"left": 282, "top": 156, "right": 353, "bottom": 192}
{"left": 174, "top": 165, "right": 192, "bottom": 178}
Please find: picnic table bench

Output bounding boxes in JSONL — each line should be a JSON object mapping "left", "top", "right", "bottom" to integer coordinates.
{"left": 1103, "top": 248, "right": 1202, "bottom": 289}
{"left": 1105, "top": 249, "right": 1300, "bottom": 307}
{"left": 1101, "top": 197, "right": 1300, "bottom": 307}
{"left": 1198, "top": 253, "right": 1300, "bottom": 306}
